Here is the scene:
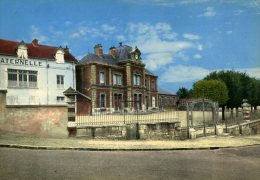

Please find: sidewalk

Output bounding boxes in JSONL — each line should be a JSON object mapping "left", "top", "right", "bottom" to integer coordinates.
{"left": 0, "top": 132, "right": 260, "bottom": 150}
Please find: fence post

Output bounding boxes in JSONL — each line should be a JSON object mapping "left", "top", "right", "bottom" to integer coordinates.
{"left": 186, "top": 103, "right": 189, "bottom": 139}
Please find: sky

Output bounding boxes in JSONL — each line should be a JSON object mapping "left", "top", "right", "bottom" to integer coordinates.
{"left": 0, "top": 0, "right": 260, "bottom": 93}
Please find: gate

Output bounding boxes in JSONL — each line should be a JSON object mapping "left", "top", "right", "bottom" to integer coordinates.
{"left": 177, "top": 98, "right": 219, "bottom": 138}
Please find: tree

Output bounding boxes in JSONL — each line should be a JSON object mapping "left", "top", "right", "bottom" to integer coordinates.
{"left": 176, "top": 87, "right": 191, "bottom": 98}
{"left": 204, "top": 70, "right": 260, "bottom": 119}
{"left": 192, "top": 79, "right": 229, "bottom": 106}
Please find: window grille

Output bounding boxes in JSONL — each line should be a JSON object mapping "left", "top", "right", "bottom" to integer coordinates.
{"left": 7, "top": 69, "right": 37, "bottom": 88}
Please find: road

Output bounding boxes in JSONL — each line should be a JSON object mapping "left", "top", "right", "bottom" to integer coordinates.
{"left": 0, "top": 146, "right": 259, "bottom": 180}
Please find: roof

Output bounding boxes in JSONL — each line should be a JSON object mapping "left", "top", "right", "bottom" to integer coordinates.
{"left": 158, "top": 89, "right": 176, "bottom": 96}
{"left": 145, "top": 69, "right": 156, "bottom": 76}
{"left": 79, "top": 44, "right": 132, "bottom": 65}
{"left": 63, "top": 87, "right": 91, "bottom": 100}
{"left": 79, "top": 53, "right": 119, "bottom": 66}
{"left": 0, "top": 39, "right": 77, "bottom": 63}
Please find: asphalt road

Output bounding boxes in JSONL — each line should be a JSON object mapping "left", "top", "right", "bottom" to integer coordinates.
{"left": 0, "top": 146, "right": 259, "bottom": 180}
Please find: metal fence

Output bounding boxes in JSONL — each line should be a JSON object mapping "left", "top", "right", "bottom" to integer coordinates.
{"left": 76, "top": 109, "right": 178, "bottom": 127}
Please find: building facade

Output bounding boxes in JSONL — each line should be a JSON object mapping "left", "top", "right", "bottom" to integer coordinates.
{"left": 0, "top": 39, "right": 77, "bottom": 105}
{"left": 76, "top": 43, "right": 158, "bottom": 114}
{"left": 158, "top": 89, "right": 177, "bottom": 110}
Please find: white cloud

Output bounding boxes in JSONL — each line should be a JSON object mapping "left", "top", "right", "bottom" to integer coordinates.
{"left": 49, "top": 26, "right": 63, "bottom": 36}
{"left": 116, "top": 35, "right": 126, "bottom": 42}
{"left": 160, "top": 65, "right": 210, "bottom": 83}
{"left": 101, "top": 24, "right": 117, "bottom": 34}
{"left": 237, "top": 67, "right": 260, "bottom": 79}
{"left": 226, "top": 30, "right": 233, "bottom": 35}
{"left": 141, "top": 40, "right": 194, "bottom": 54}
{"left": 69, "top": 26, "right": 87, "bottom": 39}
{"left": 200, "top": 7, "right": 216, "bottom": 17}
{"left": 183, "top": 33, "right": 200, "bottom": 40}
{"left": 193, "top": 54, "right": 202, "bottom": 59}
{"left": 30, "top": 25, "right": 48, "bottom": 43}
{"left": 122, "top": 0, "right": 209, "bottom": 7}
{"left": 180, "top": 0, "right": 209, "bottom": 5}
{"left": 125, "top": 22, "right": 202, "bottom": 70}
{"left": 143, "top": 53, "right": 172, "bottom": 71}
{"left": 233, "top": 9, "right": 244, "bottom": 15}
{"left": 197, "top": 44, "right": 203, "bottom": 51}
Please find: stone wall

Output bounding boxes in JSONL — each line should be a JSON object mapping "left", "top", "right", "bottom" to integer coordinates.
{"left": 76, "top": 121, "right": 181, "bottom": 140}
{"left": 0, "top": 90, "right": 68, "bottom": 137}
{"left": 225, "top": 119, "right": 260, "bottom": 136}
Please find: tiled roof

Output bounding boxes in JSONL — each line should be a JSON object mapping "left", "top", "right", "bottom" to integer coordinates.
{"left": 78, "top": 43, "right": 157, "bottom": 77}
{"left": 79, "top": 44, "right": 132, "bottom": 65}
{"left": 0, "top": 39, "right": 77, "bottom": 63}
{"left": 158, "top": 89, "right": 176, "bottom": 96}
{"left": 79, "top": 53, "right": 119, "bottom": 66}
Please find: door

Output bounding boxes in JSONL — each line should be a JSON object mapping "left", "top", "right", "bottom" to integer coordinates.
{"left": 114, "top": 93, "right": 123, "bottom": 111}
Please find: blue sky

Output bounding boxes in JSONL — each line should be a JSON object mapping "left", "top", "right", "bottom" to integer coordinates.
{"left": 1, "top": 0, "right": 260, "bottom": 93}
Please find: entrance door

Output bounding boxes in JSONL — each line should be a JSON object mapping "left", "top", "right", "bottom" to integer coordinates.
{"left": 134, "top": 93, "right": 142, "bottom": 110}
{"left": 114, "top": 93, "right": 123, "bottom": 111}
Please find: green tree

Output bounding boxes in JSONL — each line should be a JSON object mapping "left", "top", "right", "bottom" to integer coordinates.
{"left": 192, "top": 79, "right": 229, "bottom": 106}
{"left": 176, "top": 87, "right": 191, "bottom": 98}
{"left": 204, "top": 70, "right": 260, "bottom": 119}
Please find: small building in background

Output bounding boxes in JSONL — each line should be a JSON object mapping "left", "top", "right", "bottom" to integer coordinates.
{"left": 158, "top": 89, "right": 177, "bottom": 110}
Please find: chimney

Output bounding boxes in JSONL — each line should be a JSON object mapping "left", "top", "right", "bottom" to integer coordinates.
{"left": 94, "top": 44, "right": 103, "bottom": 57}
{"left": 64, "top": 45, "right": 69, "bottom": 52}
{"left": 109, "top": 46, "right": 116, "bottom": 58}
{"left": 32, "top": 39, "right": 39, "bottom": 47}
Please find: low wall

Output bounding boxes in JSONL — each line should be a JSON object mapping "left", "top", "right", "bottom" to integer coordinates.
{"left": 225, "top": 119, "right": 260, "bottom": 136}
{"left": 0, "top": 90, "right": 68, "bottom": 137}
{"left": 76, "top": 121, "right": 182, "bottom": 140}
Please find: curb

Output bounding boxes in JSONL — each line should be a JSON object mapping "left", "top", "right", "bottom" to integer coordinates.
{"left": 0, "top": 143, "right": 259, "bottom": 151}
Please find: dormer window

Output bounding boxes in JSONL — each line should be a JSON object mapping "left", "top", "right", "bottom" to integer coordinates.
{"left": 55, "top": 48, "right": 65, "bottom": 63}
{"left": 130, "top": 46, "right": 141, "bottom": 61}
{"left": 17, "top": 41, "right": 28, "bottom": 59}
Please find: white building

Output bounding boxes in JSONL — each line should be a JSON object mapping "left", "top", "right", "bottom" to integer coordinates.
{"left": 0, "top": 39, "right": 77, "bottom": 105}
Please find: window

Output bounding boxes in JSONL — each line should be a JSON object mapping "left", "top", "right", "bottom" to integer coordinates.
{"left": 99, "top": 71, "right": 105, "bottom": 84}
{"left": 133, "top": 73, "right": 141, "bottom": 86}
{"left": 57, "top": 75, "right": 64, "bottom": 89}
{"left": 113, "top": 73, "right": 122, "bottom": 85}
{"left": 100, "top": 93, "right": 106, "bottom": 108}
{"left": 17, "top": 44, "right": 28, "bottom": 59}
{"left": 145, "top": 78, "right": 148, "bottom": 89}
{"left": 8, "top": 69, "right": 37, "bottom": 88}
{"left": 28, "top": 71, "right": 37, "bottom": 87}
{"left": 55, "top": 49, "right": 65, "bottom": 63}
{"left": 151, "top": 80, "right": 155, "bottom": 91}
{"left": 57, "top": 96, "right": 65, "bottom": 104}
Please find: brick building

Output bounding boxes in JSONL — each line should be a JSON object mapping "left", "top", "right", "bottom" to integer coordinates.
{"left": 158, "top": 89, "right": 177, "bottom": 110}
{"left": 76, "top": 43, "right": 158, "bottom": 114}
